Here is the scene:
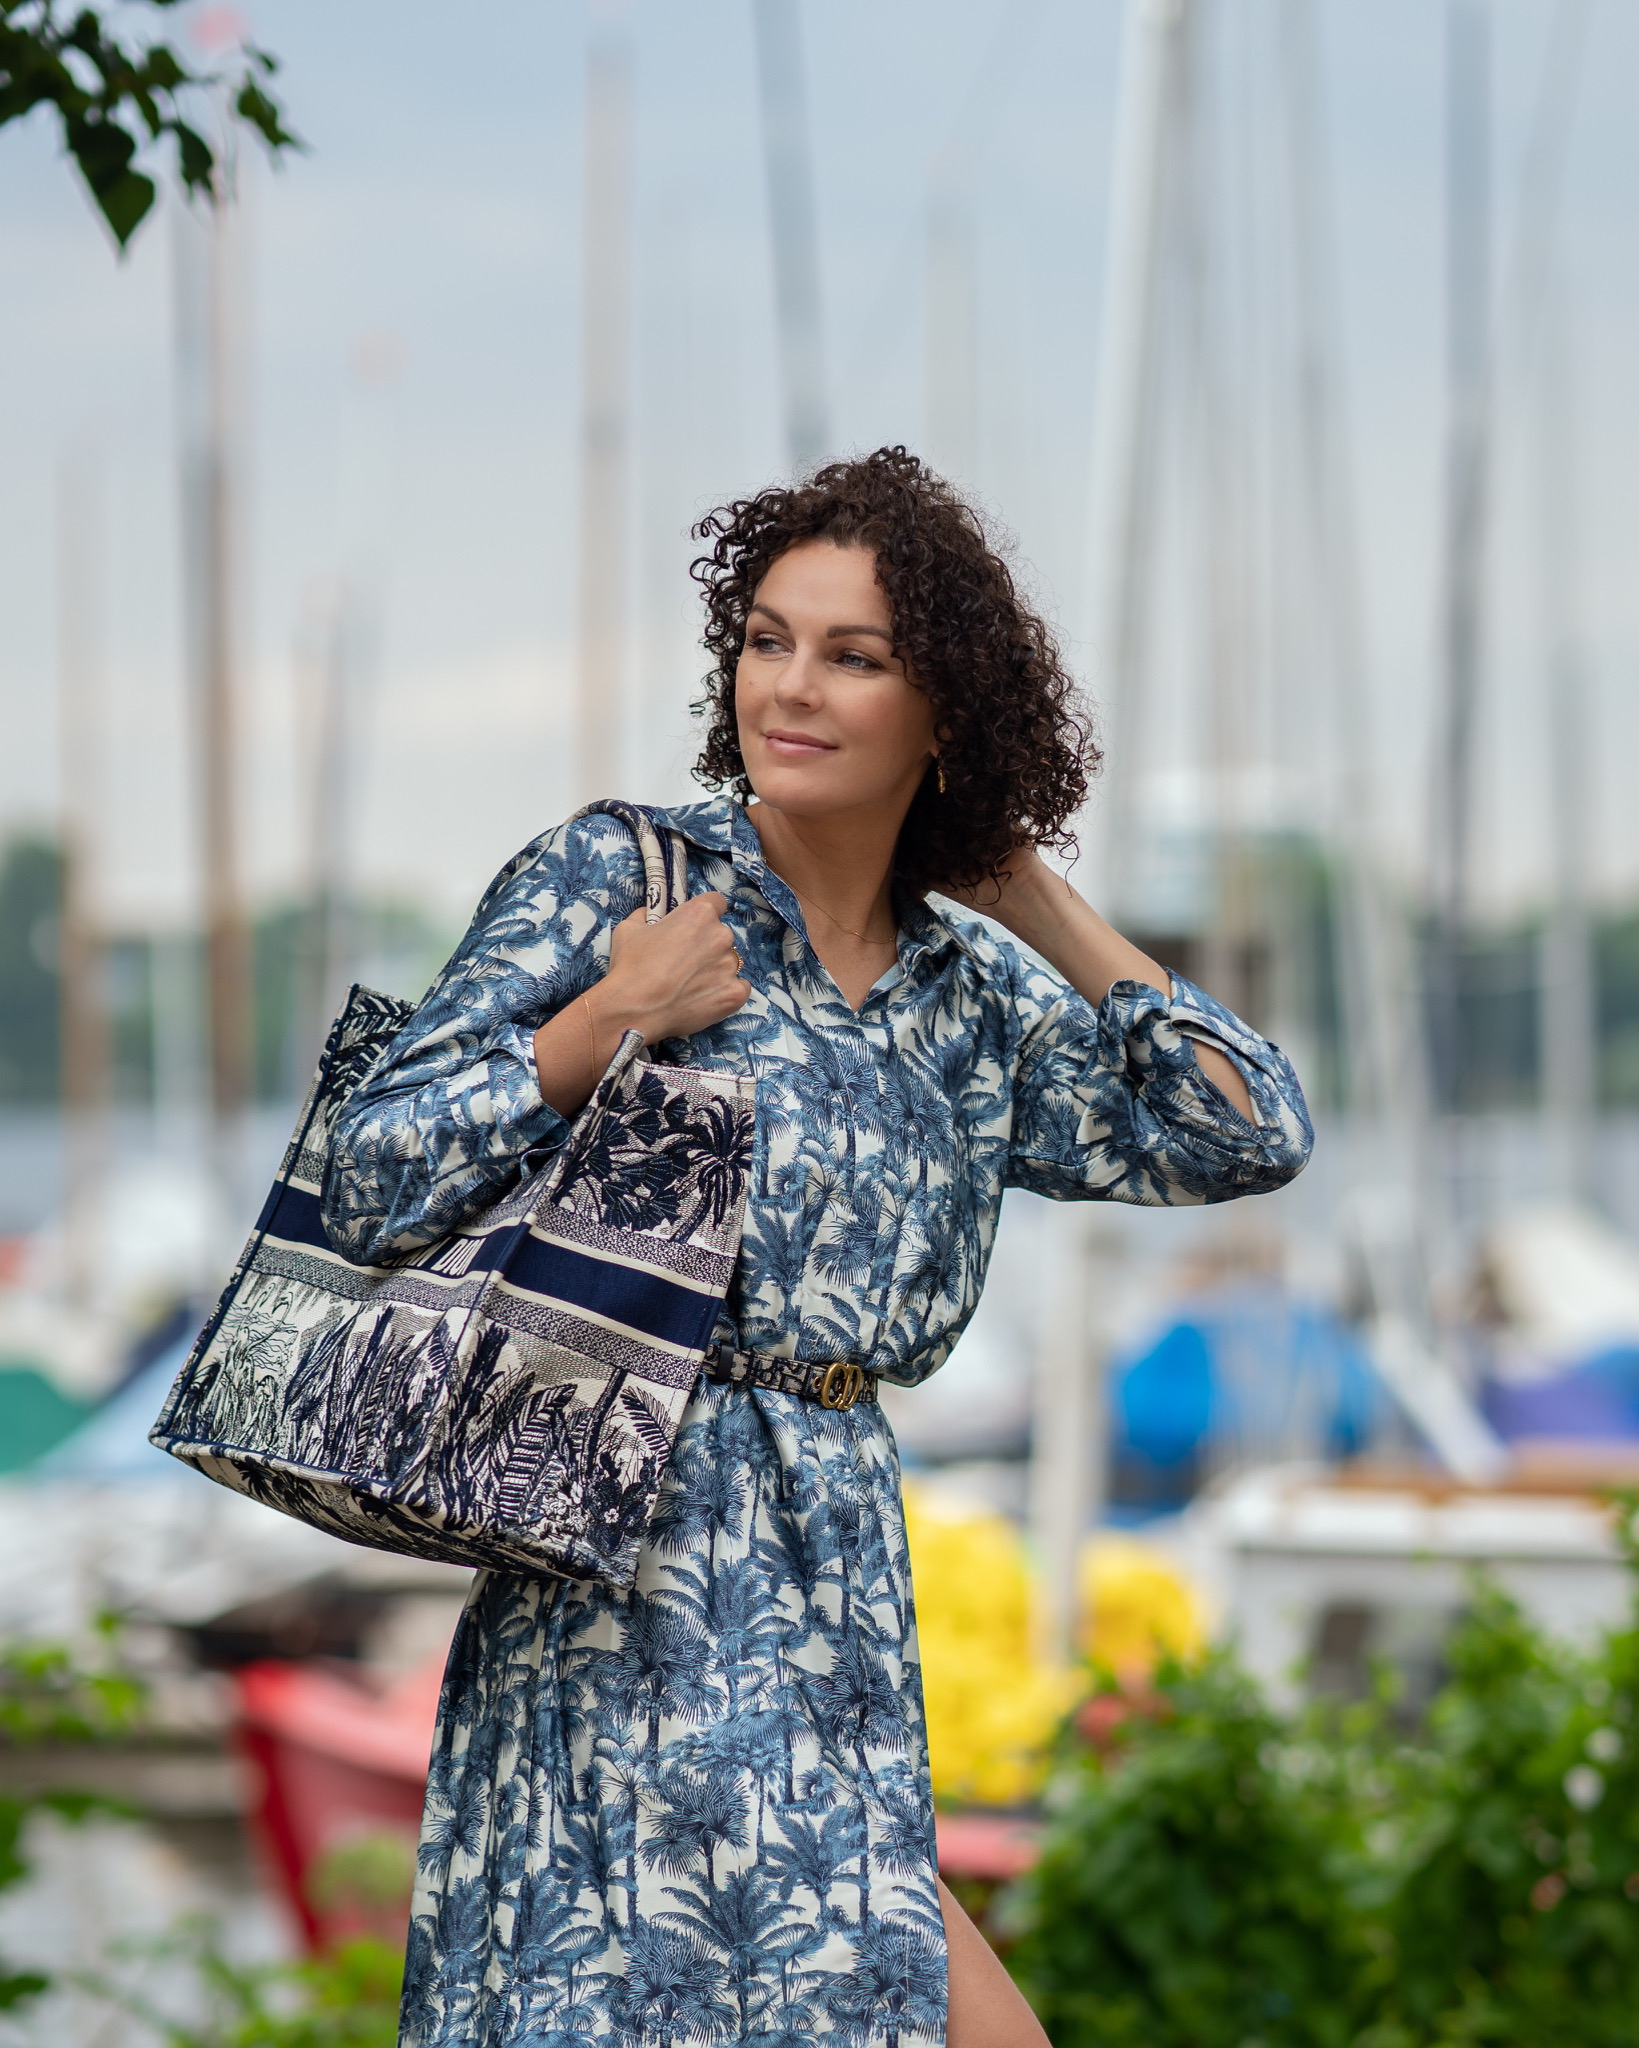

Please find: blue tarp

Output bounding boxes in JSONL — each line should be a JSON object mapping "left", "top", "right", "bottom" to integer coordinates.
{"left": 1109, "top": 1291, "right": 1383, "bottom": 1514}
{"left": 1481, "top": 1346, "right": 1639, "bottom": 1442}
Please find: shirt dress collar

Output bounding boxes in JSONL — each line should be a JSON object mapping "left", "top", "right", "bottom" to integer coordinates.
{"left": 650, "top": 795, "right": 984, "bottom": 986}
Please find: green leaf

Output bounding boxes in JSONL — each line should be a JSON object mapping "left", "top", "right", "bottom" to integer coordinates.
{"left": 171, "top": 118, "right": 212, "bottom": 191}
{"left": 90, "top": 160, "right": 157, "bottom": 244}
{"left": 235, "top": 77, "right": 301, "bottom": 152}
{"left": 140, "top": 43, "right": 185, "bottom": 92}
{"left": 65, "top": 106, "right": 134, "bottom": 181}
{"left": 0, "top": 1969, "right": 50, "bottom": 2012}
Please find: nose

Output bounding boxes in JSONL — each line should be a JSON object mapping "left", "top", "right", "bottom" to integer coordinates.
{"left": 770, "top": 637, "right": 824, "bottom": 710}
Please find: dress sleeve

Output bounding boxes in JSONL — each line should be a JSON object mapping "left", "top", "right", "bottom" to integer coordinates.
{"left": 1003, "top": 954, "right": 1314, "bottom": 1206}
{"left": 320, "top": 811, "right": 646, "bottom": 1263}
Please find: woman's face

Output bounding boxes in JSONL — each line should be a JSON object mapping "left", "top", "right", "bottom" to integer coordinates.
{"left": 735, "top": 539, "right": 938, "bottom": 824}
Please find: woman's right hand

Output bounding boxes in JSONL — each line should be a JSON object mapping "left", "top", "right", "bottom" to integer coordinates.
{"left": 531, "top": 894, "right": 750, "bottom": 1119}
{"left": 600, "top": 894, "right": 751, "bottom": 1044}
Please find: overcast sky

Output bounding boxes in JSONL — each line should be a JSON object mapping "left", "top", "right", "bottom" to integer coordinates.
{"left": 2, "top": 0, "right": 1637, "bottom": 938}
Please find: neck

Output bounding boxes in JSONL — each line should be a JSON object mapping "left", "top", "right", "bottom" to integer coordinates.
{"left": 749, "top": 800, "right": 900, "bottom": 937}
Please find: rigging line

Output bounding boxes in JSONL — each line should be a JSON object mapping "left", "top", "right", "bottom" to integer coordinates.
{"left": 837, "top": 0, "right": 1054, "bottom": 395}
{"left": 1493, "top": 0, "right": 1594, "bottom": 478}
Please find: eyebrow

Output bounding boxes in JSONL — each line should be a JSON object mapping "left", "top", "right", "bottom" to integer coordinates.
{"left": 748, "top": 602, "right": 894, "bottom": 646}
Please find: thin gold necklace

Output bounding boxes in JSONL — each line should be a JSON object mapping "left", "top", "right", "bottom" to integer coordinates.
{"left": 787, "top": 880, "right": 897, "bottom": 949}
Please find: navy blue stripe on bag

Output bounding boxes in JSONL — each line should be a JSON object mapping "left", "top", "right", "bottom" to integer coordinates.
{"left": 258, "top": 1184, "right": 719, "bottom": 1351}
{"left": 263, "top": 1182, "right": 511, "bottom": 1271}
{"left": 500, "top": 1235, "right": 723, "bottom": 1354}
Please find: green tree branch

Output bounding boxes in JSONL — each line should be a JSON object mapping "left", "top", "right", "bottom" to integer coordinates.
{"left": 0, "top": 0, "right": 298, "bottom": 248}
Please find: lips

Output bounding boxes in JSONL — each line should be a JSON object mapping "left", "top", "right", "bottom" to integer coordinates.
{"left": 762, "top": 730, "right": 837, "bottom": 757}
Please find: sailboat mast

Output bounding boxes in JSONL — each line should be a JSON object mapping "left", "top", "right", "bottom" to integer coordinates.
{"left": 1430, "top": 0, "right": 1492, "bottom": 1162}
{"left": 1276, "top": 0, "right": 1436, "bottom": 1180}
{"left": 1538, "top": 291, "right": 1595, "bottom": 1201}
{"left": 55, "top": 456, "right": 112, "bottom": 1309}
{"left": 1082, "top": 0, "right": 1189, "bottom": 920}
{"left": 1505, "top": 0, "right": 1598, "bottom": 1203}
{"left": 576, "top": 19, "right": 635, "bottom": 802}
{"left": 1030, "top": 0, "right": 1194, "bottom": 1665}
{"left": 176, "top": 176, "right": 252, "bottom": 1218}
{"left": 924, "top": 175, "right": 979, "bottom": 485}
{"left": 753, "top": 0, "right": 829, "bottom": 472}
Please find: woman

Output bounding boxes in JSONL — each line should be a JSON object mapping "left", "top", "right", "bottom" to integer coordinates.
{"left": 325, "top": 447, "right": 1312, "bottom": 2047}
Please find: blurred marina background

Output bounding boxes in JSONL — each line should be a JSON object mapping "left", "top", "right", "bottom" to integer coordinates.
{"left": 5, "top": 0, "right": 1639, "bottom": 2034}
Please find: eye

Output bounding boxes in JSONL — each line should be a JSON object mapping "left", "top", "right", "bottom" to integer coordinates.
{"left": 835, "top": 648, "right": 882, "bottom": 673}
{"left": 749, "top": 631, "right": 786, "bottom": 655}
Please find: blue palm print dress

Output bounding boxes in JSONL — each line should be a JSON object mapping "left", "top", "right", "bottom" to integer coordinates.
{"left": 322, "top": 796, "right": 1312, "bottom": 2047}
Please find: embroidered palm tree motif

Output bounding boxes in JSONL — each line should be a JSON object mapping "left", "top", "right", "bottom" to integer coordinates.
{"left": 150, "top": 806, "right": 757, "bottom": 1590}
{"left": 557, "top": 1067, "right": 752, "bottom": 1253}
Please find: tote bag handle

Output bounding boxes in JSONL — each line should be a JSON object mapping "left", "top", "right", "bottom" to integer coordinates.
{"left": 570, "top": 799, "right": 690, "bottom": 926}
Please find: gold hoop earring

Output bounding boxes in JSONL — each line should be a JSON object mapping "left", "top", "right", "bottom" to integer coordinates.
{"left": 935, "top": 757, "right": 947, "bottom": 796}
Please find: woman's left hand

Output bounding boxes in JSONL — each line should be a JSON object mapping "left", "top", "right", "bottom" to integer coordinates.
{"left": 940, "top": 844, "right": 1062, "bottom": 931}
{"left": 941, "top": 845, "right": 1256, "bottom": 1124}
{"left": 941, "top": 845, "right": 1170, "bottom": 991}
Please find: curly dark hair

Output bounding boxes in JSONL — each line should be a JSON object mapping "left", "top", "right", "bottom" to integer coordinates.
{"left": 689, "top": 445, "right": 1097, "bottom": 896}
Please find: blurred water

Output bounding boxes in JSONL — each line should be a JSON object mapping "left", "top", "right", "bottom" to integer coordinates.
{"left": 0, "top": 1106, "right": 295, "bottom": 1254}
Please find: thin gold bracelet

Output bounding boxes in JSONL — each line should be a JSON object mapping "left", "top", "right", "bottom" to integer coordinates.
{"left": 582, "top": 991, "right": 598, "bottom": 1083}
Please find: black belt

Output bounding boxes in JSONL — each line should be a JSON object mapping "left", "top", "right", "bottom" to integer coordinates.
{"left": 702, "top": 1345, "right": 878, "bottom": 1411}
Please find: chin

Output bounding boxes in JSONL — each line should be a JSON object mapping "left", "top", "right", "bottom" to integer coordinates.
{"left": 745, "top": 759, "right": 850, "bottom": 813}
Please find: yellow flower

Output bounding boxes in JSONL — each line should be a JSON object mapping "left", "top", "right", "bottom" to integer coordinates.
{"left": 903, "top": 1482, "right": 1207, "bottom": 1806}
{"left": 1079, "top": 1532, "right": 1207, "bottom": 1677}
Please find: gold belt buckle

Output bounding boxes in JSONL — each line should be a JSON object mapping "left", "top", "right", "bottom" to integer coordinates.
{"left": 818, "top": 1361, "right": 865, "bottom": 1411}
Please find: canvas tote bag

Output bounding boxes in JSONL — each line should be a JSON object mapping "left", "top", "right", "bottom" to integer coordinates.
{"left": 150, "top": 802, "right": 755, "bottom": 1589}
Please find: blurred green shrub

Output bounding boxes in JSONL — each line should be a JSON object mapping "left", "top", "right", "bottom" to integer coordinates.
{"left": 1008, "top": 1499, "right": 1639, "bottom": 2046}
{"left": 219, "top": 1938, "right": 402, "bottom": 2048}
{"left": 0, "top": 1616, "right": 147, "bottom": 2010}
{"left": 308, "top": 1833, "right": 417, "bottom": 1923}
{"left": 1006, "top": 1652, "right": 1372, "bottom": 2047}
{"left": 89, "top": 1923, "right": 403, "bottom": 2048}
{"left": 0, "top": 1626, "right": 405, "bottom": 2040}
